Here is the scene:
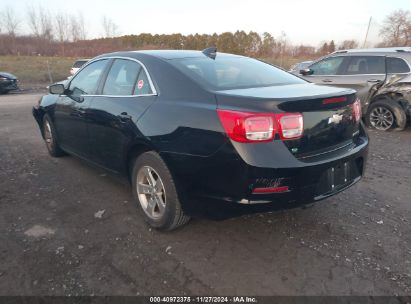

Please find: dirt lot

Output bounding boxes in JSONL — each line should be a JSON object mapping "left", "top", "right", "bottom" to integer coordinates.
{"left": 0, "top": 93, "right": 411, "bottom": 296}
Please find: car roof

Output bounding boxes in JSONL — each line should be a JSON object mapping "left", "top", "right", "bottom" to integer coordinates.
{"left": 332, "top": 47, "right": 411, "bottom": 55}
{"left": 105, "top": 50, "right": 243, "bottom": 60}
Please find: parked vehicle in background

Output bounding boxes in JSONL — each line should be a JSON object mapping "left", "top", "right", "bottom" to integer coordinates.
{"left": 0, "top": 72, "right": 19, "bottom": 94}
{"left": 298, "top": 47, "right": 411, "bottom": 131}
{"left": 289, "top": 60, "right": 313, "bottom": 74}
{"left": 32, "top": 49, "right": 368, "bottom": 231}
{"left": 70, "top": 59, "right": 90, "bottom": 75}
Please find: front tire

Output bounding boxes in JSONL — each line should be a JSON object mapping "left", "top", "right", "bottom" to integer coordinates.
{"left": 42, "top": 115, "right": 65, "bottom": 157}
{"left": 365, "top": 99, "right": 407, "bottom": 131}
{"left": 131, "top": 151, "right": 190, "bottom": 231}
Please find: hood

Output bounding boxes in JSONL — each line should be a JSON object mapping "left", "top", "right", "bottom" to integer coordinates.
{"left": 0, "top": 72, "right": 17, "bottom": 80}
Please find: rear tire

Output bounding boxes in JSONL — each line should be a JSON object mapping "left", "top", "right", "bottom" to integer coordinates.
{"left": 42, "top": 114, "right": 65, "bottom": 157}
{"left": 131, "top": 151, "right": 190, "bottom": 231}
{"left": 365, "top": 99, "right": 406, "bottom": 131}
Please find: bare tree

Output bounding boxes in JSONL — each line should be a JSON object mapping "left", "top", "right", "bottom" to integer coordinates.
{"left": 1, "top": 6, "right": 20, "bottom": 37}
{"left": 55, "top": 12, "right": 69, "bottom": 43}
{"left": 338, "top": 40, "right": 359, "bottom": 50}
{"left": 70, "top": 12, "right": 87, "bottom": 41}
{"left": 26, "top": 5, "right": 54, "bottom": 40}
{"left": 102, "top": 16, "right": 119, "bottom": 38}
{"left": 27, "top": 5, "right": 41, "bottom": 37}
{"left": 380, "top": 9, "right": 411, "bottom": 46}
{"left": 39, "top": 9, "right": 53, "bottom": 40}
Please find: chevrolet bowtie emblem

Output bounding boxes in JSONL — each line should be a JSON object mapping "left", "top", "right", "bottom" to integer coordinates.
{"left": 328, "top": 114, "right": 343, "bottom": 124}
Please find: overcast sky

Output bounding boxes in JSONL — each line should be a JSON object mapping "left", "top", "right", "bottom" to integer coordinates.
{"left": 2, "top": 0, "right": 411, "bottom": 46}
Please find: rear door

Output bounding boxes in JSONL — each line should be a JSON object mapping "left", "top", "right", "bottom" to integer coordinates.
{"left": 54, "top": 59, "right": 109, "bottom": 158}
{"left": 87, "top": 58, "right": 157, "bottom": 173}
{"left": 330, "top": 55, "right": 386, "bottom": 102}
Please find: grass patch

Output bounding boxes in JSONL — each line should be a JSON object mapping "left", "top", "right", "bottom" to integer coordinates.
{"left": 0, "top": 56, "right": 75, "bottom": 87}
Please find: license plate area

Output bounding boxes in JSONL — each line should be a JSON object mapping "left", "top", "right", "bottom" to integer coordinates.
{"left": 316, "top": 161, "right": 356, "bottom": 195}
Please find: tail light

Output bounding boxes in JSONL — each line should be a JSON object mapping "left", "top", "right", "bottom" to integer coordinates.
{"left": 217, "top": 109, "right": 303, "bottom": 143}
{"left": 275, "top": 113, "right": 304, "bottom": 140}
{"left": 352, "top": 98, "right": 362, "bottom": 123}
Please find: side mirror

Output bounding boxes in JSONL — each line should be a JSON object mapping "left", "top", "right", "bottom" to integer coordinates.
{"left": 300, "top": 68, "right": 314, "bottom": 76}
{"left": 49, "top": 83, "right": 65, "bottom": 95}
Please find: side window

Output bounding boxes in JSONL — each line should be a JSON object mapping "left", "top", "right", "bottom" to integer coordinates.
{"left": 387, "top": 57, "right": 410, "bottom": 73}
{"left": 133, "top": 68, "right": 153, "bottom": 95}
{"left": 344, "top": 56, "right": 385, "bottom": 75}
{"left": 69, "top": 59, "right": 107, "bottom": 95}
{"left": 309, "top": 57, "right": 344, "bottom": 75}
{"left": 103, "top": 59, "right": 142, "bottom": 96}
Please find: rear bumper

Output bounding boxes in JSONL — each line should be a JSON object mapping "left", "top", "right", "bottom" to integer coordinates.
{"left": 0, "top": 79, "right": 19, "bottom": 92}
{"left": 161, "top": 123, "right": 368, "bottom": 210}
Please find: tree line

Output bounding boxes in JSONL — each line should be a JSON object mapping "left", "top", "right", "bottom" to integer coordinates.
{"left": 0, "top": 6, "right": 410, "bottom": 59}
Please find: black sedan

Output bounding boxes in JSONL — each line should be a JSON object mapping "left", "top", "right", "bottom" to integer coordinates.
{"left": 32, "top": 48, "right": 368, "bottom": 231}
{"left": 0, "top": 72, "right": 19, "bottom": 94}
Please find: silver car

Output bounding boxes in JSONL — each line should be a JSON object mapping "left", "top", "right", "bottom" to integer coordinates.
{"left": 298, "top": 47, "right": 411, "bottom": 131}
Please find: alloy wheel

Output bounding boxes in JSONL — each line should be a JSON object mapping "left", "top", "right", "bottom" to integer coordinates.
{"left": 369, "top": 106, "right": 394, "bottom": 131}
{"left": 136, "top": 166, "right": 166, "bottom": 220}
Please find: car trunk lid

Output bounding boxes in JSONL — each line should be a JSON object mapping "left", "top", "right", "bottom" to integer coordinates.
{"left": 215, "top": 83, "right": 360, "bottom": 159}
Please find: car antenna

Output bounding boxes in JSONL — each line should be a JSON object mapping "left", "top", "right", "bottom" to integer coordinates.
{"left": 202, "top": 47, "right": 217, "bottom": 60}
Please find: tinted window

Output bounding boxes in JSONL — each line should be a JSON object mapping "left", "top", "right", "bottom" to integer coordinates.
{"left": 103, "top": 59, "right": 142, "bottom": 96}
{"left": 69, "top": 59, "right": 107, "bottom": 95}
{"left": 344, "top": 56, "right": 385, "bottom": 75}
{"left": 133, "top": 68, "right": 152, "bottom": 95}
{"left": 170, "top": 56, "right": 305, "bottom": 90}
{"left": 387, "top": 57, "right": 410, "bottom": 73}
{"left": 309, "top": 57, "right": 344, "bottom": 75}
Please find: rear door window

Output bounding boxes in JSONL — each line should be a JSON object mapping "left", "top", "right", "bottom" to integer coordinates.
{"left": 103, "top": 59, "right": 142, "bottom": 96}
{"left": 387, "top": 57, "right": 410, "bottom": 73}
{"left": 309, "top": 57, "right": 345, "bottom": 75}
{"left": 344, "top": 56, "right": 385, "bottom": 75}
{"left": 133, "top": 68, "right": 153, "bottom": 95}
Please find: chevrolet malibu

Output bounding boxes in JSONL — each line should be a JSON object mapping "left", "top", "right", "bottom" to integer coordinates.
{"left": 32, "top": 48, "right": 368, "bottom": 231}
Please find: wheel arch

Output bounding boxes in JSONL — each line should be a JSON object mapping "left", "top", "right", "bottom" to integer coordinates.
{"left": 370, "top": 92, "right": 409, "bottom": 111}
{"left": 125, "top": 141, "right": 158, "bottom": 182}
{"left": 35, "top": 107, "right": 47, "bottom": 139}
{"left": 367, "top": 95, "right": 408, "bottom": 130}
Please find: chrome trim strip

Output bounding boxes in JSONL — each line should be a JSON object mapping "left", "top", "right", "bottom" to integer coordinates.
{"left": 85, "top": 93, "right": 157, "bottom": 98}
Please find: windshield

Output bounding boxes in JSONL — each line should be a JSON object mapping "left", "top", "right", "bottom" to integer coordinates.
{"left": 170, "top": 56, "right": 306, "bottom": 90}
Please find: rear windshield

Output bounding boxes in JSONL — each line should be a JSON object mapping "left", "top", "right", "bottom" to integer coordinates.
{"left": 170, "top": 56, "right": 306, "bottom": 90}
{"left": 73, "top": 60, "right": 88, "bottom": 68}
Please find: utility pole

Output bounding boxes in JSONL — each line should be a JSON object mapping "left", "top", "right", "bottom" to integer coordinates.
{"left": 362, "top": 16, "right": 372, "bottom": 48}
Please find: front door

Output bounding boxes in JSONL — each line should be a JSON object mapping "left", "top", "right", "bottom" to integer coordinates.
{"left": 87, "top": 58, "right": 157, "bottom": 173}
{"left": 54, "top": 59, "right": 109, "bottom": 158}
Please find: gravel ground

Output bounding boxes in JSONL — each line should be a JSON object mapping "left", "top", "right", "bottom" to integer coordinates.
{"left": 0, "top": 93, "right": 410, "bottom": 296}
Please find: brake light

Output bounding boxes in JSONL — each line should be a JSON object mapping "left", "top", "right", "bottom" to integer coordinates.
{"left": 322, "top": 96, "right": 347, "bottom": 104}
{"left": 352, "top": 98, "right": 362, "bottom": 123}
{"left": 217, "top": 109, "right": 303, "bottom": 143}
{"left": 276, "top": 113, "right": 304, "bottom": 140}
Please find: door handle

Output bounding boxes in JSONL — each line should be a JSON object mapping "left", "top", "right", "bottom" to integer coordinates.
{"left": 118, "top": 112, "right": 132, "bottom": 122}
{"left": 322, "top": 79, "right": 333, "bottom": 83}
{"left": 367, "top": 79, "right": 381, "bottom": 83}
